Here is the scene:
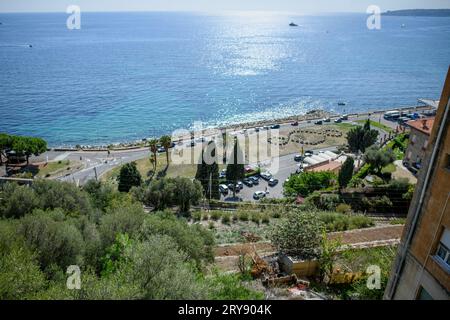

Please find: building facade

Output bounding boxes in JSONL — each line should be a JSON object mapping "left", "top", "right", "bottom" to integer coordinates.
{"left": 404, "top": 118, "right": 434, "bottom": 172}
{"left": 384, "top": 68, "right": 450, "bottom": 300}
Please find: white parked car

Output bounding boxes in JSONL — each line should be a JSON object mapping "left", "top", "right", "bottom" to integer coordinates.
{"left": 253, "top": 191, "right": 266, "bottom": 200}
{"left": 219, "top": 184, "right": 229, "bottom": 194}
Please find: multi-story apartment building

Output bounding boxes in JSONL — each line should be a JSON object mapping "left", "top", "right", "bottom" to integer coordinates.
{"left": 404, "top": 117, "right": 434, "bottom": 172}
{"left": 384, "top": 68, "right": 450, "bottom": 300}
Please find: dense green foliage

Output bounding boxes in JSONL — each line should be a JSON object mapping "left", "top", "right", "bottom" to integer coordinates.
{"left": 0, "top": 179, "right": 261, "bottom": 300}
{"left": 338, "top": 157, "right": 354, "bottom": 188}
{"left": 346, "top": 120, "right": 378, "bottom": 153}
{"left": 0, "top": 133, "right": 47, "bottom": 164}
{"left": 117, "top": 162, "right": 142, "bottom": 192}
{"left": 363, "top": 146, "right": 396, "bottom": 174}
{"left": 270, "top": 210, "right": 324, "bottom": 258}
{"left": 134, "top": 177, "right": 203, "bottom": 212}
{"left": 284, "top": 171, "right": 336, "bottom": 197}
{"left": 195, "top": 142, "right": 220, "bottom": 200}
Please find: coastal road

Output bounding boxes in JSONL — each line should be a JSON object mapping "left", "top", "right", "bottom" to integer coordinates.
{"left": 32, "top": 105, "right": 421, "bottom": 187}
{"left": 56, "top": 149, "right": 150, "bottom": 185}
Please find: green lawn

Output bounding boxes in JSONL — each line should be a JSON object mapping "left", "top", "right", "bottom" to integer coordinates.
{"left": 381, "top": 163, "right": 396, "bottom": 174}
{"left": 36, "top": 160, "right": 82, "bottom": 178}
{"left": 355, "top": 120, "right": 393, "bottom": 133}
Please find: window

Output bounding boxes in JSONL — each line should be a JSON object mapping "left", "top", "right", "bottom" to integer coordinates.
{"left": 445, "top": 153, "right": 450, "bottom": 170}
{"left": 435, "top": 228, "right": 450, "bottom": 269}
{"left": 416, "top": 287, "right": 433, "bottom": 300}
{"left": 411, "top": 134, "right": 417, "bottom": 144}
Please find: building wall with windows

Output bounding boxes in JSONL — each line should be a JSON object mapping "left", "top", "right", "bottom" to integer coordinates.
{"left": 404, "top": 118, "right": 434, "bottom": 170}
{"left": 385, "top": 69, "right": 450, "bottom": 300}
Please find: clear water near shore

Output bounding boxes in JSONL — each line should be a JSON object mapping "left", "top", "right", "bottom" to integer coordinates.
{"left": 0, "top": 12, "right": 449, "bottom": 146}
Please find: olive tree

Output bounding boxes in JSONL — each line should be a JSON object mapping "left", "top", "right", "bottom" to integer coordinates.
{"left": 270, "top": 210, "right": 324, "bottom": 259}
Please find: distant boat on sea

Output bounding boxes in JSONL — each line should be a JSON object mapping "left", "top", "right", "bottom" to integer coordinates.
{"left": 289, "top": 22, "right": 298, "bottom": 27}
{"left": 338, "top": 102, "right": 346, "bottom": 106}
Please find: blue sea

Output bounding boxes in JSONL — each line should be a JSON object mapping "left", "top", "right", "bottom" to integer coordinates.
{"left": 0, "top": 12, "right": 449, "bottom": 146}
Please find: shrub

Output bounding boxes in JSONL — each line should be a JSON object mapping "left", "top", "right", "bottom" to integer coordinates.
{"left": 318, "top": 212, "right": 374, "bottom": 232}
{"left": 32, "top": 180, "right": 92, "bottom": 216}
{"left": 251, "top": 212, "right": 261, "bottom": 224}
{"left": 99, "top": 203, "right": 146, "bottom": 248}
{"left": 336, "top": 203, "right": 352, "bottom": 214}
{"left": 141, "top": 212, "right": 215, "bottom": 266}
{"left": 284, "top": 171, "right": 336, "bottom": 197}
{"left": 0, "top": 183, "right": 39, "bottom": 218}
{"left": 237, "top": 211, "right": 249, "bottom": 222}
{"left": 0, "top": 246, "right": 47, "bottom": 299}
{"left": 210, "top": 211, "right": 222, "bottom": 221}
{"left": 270, "top": 210, "right": 323, "bottom": 258}
{"left": 270, "top": 211, "right": 281, "bottom": 219}
{"left": 221, "top": 213, "right": 231, "bottom": 224}
{"left": 261, "top": 214, "right": 270, "bottom": 224}
{"left": 361, "top": 196, "right": 393, "bottom": 213}
{"left": 117, "top": 162, "right": 142, "bottom": 193}
{"left": 17, "top": 209, "right": 85, "bottom": 271}
{"left": 191, "top": 211, "right": 202, "bottom": 222}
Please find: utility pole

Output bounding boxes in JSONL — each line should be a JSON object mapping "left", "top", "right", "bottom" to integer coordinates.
{"left": 94, "top": 166, "right": 98, "bottom": 181}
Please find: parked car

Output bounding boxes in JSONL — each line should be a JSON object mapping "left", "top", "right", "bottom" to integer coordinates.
{"left": 422, "top": 109, "right": 436, "bottom": 117}
{"left": 219, "top": 170, "right": 226, "bottom": 179}
{"left": 314, "top": 120, "right": 323, "bottom": 125}
{"left": 268, "top": 178, "right": 279, "bottom": 187}
{"left": 304, "top": 150, "right": 313, "bottom": 157}
{"left": 260, "top": 172, "right": 272, "bottom": 181}
{"left": 341, "top": 114, "right": 349, "bottom": 120}
{"left": 294, "top": 154, "right": 304, "bottom": 162}
{"left": 243, "top": 178, "right": 254, "bottom": 187}
{"left": 253, "top": 191, "right": 266, "bottom": 200}
{"left": 157, "top": 147, "right": 166, "bottom": 153}
{"left": 255, "top": 127, "right": 260, "bottom": 132}
{"left": 227, "top": 183, "right": 240, "bottom": 192}
{"left": 250, "top": 176, "right": 260, "bottom": 185}
{"left": 219, "top": 184, "right": 229, "bottom": 194}
{"left": 398, "top": 117, "right": 410, "bottom": 125}
{"left": 237, "top": 181, "right": 244, "bottom": 190}
{"left": 291, "top": 121, "right": 299, "bottom": 126}
{"left": 334, "top": 118, "right": 342, "bottom": 123}
{"left": 270, "top": 124, "right": 280, "bottom": 129}
{"left": 324, "top": 118, "right": 331, "bottom": 123}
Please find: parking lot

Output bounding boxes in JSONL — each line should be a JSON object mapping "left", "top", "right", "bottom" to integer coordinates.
{"left": 219, "top": 145, "right": 338, "bottom": 202}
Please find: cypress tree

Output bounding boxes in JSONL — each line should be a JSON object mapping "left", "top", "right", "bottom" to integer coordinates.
{"left": 338, "top": 157, "right": 354, "bottom": 188}
{"left": 226, "top": 138, "right": 245, "bottom": 198}
{"left": 195, "top": 142, "right": 220, "bottom": 200}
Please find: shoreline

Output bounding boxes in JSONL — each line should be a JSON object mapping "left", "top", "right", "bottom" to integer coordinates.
{"left": 51, "top": 104, "right": 435, "bottom": 152}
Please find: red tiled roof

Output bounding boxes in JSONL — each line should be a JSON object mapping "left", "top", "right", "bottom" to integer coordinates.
{"left": 407, "top": 117, "right": 434, "bottom": 135}
{"left": 307, "top": 160, "right": 342, "bottom": 172}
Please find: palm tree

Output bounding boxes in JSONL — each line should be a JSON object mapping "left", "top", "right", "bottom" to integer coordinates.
{"left": 160, "top": 135, "right": 172, "bottom": 167}
{"left": 148, "top": 138, "right": 158, "bottom": 172}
